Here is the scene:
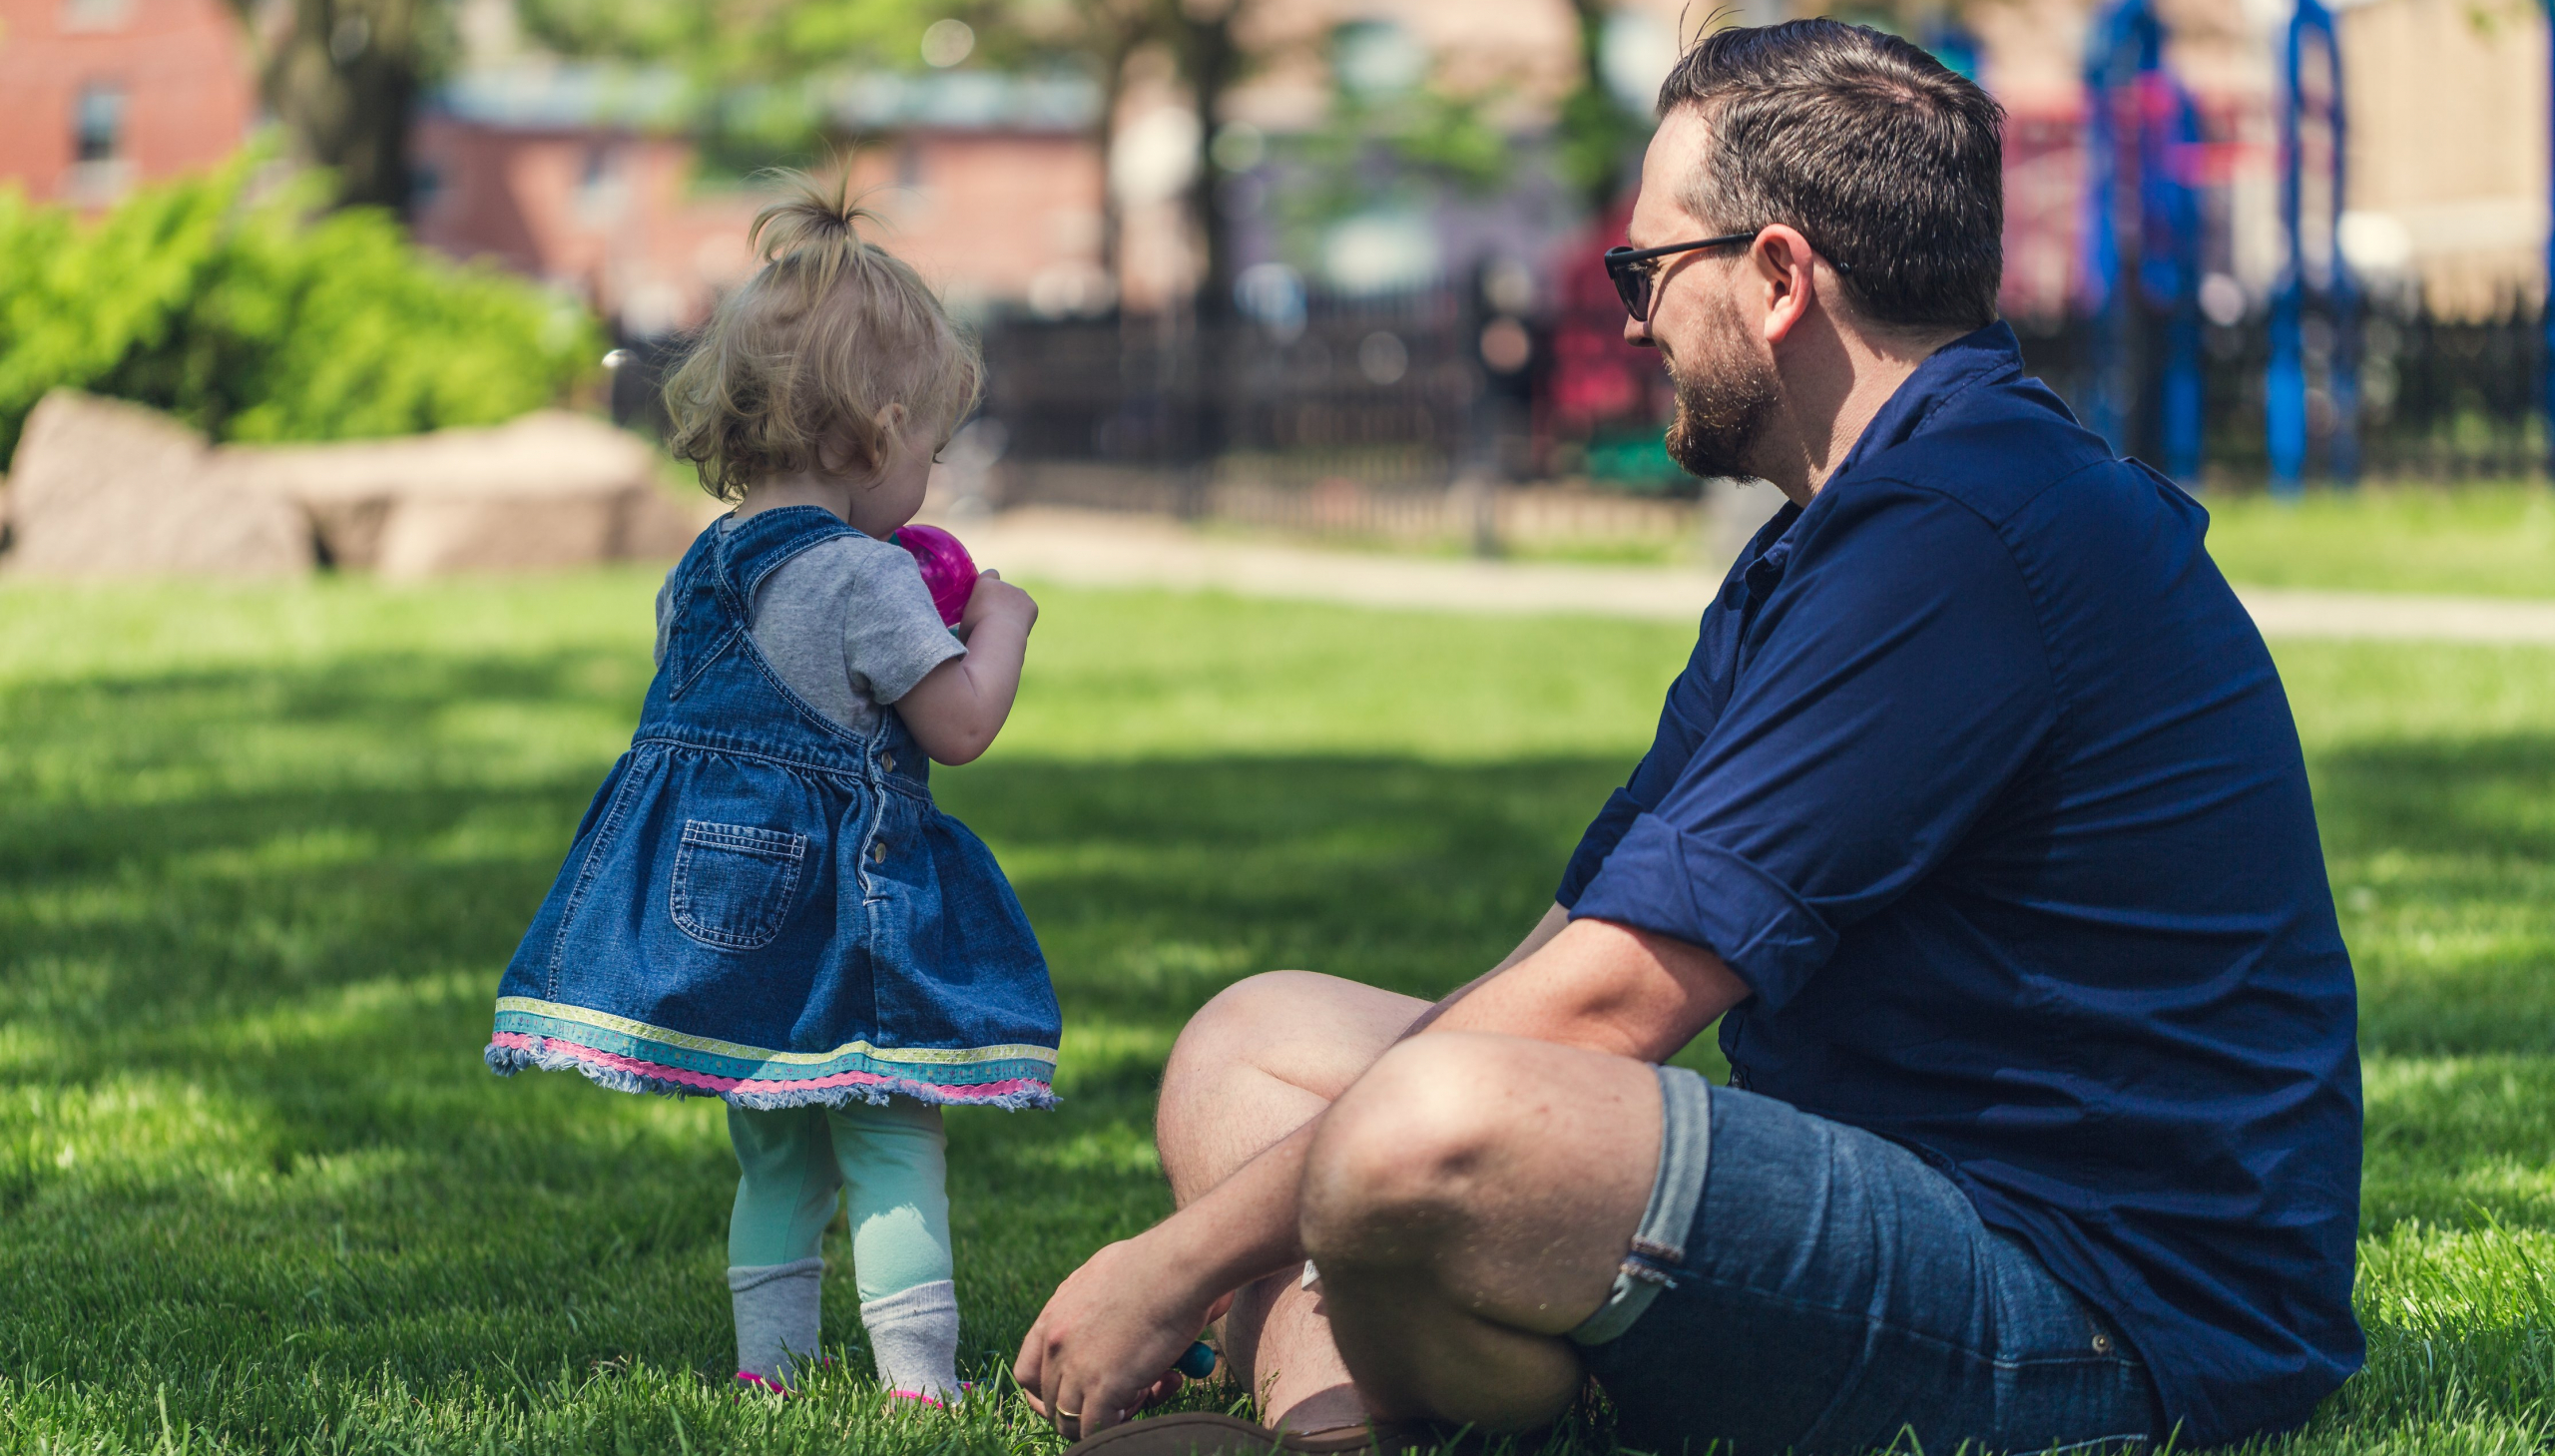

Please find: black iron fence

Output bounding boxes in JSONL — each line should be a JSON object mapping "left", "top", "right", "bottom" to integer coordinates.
{"left": 978, "top": 287, "right": 1492, "bottom": 491}
{"left": 2010, "top": 297, "right": 2547, "bottom": 487}
{"left": 612, "top": 288, "right": 2547, "bottom": 493}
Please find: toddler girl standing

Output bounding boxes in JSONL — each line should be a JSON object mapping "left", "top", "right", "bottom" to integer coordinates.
{"left": 485, "top": 177, "right": 1059, "bottom": 1403}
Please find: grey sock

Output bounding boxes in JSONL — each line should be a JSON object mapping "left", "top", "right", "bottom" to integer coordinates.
{"left": 861, "top": 1278, "right": 959, "bottom": 1400}
{"left": 730, "top": 1256, "right": 826, "bottom": 1383}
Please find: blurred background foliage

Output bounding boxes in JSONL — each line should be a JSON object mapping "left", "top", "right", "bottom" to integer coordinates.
{"left": 223, "top": 0, "right": 462, "bottom": 211}
{"left": 0, "top": 160, "right": 599, "bottom": 461}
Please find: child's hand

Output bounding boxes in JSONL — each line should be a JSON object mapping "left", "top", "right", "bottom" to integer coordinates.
{"left": 958, "top": 570, "right": 1037, "bottom": 641}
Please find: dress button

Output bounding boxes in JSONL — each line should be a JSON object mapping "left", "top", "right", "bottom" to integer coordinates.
{"left": 869, "top": 840, "right": 886, "bottom": 863}
{"left": 882, "top": 751, "right": 897, "bottom": 773}
{"left": 2091, "top": 1331, "right": 2113, "bottom": 1355}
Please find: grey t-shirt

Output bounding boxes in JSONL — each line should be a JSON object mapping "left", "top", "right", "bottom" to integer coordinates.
{"left": 655, "top": 520, "right": 964, "bottom": 733}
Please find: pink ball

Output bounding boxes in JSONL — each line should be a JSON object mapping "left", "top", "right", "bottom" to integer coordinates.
{"left": 892, "top": 523, "right": 978, "bottom": 628}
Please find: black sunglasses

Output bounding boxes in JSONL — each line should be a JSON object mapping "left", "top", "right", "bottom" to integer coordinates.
{"left": 1603, "top": 233, "right": 1758, "bottom": 321}
{"left": 1602, "top": 231, "right": 1856, "bottom": 321}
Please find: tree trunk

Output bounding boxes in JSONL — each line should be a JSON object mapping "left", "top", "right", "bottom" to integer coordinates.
{"left": 1171, "top": 0, "right": 1242, "bottom": 320}
{"left": 1093, "top": 27, "right": 1140, "bottom": 293}
{"left": 1560, "top": 0, "right": 1635, "bottom": 218}
{"left": 244, "top": 0, "right": 424, "bottom": 211}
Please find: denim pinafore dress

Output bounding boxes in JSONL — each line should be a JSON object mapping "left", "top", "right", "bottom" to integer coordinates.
{"left": 485, "top": 506, "right": 1060, "bottom": 1110}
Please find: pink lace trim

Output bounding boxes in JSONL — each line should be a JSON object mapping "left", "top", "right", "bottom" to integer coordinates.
{"left": 489, "top": 1032, "right": 1049, "bottom": 1102}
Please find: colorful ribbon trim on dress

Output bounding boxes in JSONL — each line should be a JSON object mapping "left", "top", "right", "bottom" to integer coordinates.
{"left": 486, "top": 996, "right": 1058, "bottom": 1110}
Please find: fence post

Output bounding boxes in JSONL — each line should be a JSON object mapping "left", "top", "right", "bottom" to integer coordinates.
{"left": 1451, "top": 473, "right": 1500, "bottom": 558}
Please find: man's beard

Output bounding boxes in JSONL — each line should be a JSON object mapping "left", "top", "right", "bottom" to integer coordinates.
{"left": 1662, "top": 324, "right": 1779, "bottom": 481}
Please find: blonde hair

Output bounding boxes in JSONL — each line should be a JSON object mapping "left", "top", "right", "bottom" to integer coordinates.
{"left": 663, "top": 171, "right": 984, "bottom": 503}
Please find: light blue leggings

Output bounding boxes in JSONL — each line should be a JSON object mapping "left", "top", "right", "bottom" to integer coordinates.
{"left": 727, "top": 1099, "right": 951, "bottom": 1303}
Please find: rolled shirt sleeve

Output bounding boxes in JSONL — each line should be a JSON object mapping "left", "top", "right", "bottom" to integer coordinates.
{"left": 1567, "top": 480, "right": 2059, "bottom": 1011}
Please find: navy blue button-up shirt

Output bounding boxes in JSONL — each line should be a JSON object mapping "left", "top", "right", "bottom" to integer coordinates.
{"left": 1558, "top": 323, "right": 2362, "bottom": 1447}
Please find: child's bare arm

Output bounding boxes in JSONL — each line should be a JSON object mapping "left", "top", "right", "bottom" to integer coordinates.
{"left": 894, "top": 571, "right": 1037, "bottom": 765}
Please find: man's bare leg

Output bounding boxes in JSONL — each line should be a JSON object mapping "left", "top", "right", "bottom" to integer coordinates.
{"left": 1297, "top": 1032, "right": 1662, "bottom": 1431}
{"left": 1156, "top": 970, "right": 1426, "bottom": 1430}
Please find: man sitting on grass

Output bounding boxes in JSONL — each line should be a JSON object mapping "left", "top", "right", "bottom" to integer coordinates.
{"left": 1015, "top": 20, "right": 2363, "bottom": 1455}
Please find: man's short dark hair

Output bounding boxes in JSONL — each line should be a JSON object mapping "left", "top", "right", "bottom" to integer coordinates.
{"left": 1656, "top": 20, "right": 2005, "bottom": 331}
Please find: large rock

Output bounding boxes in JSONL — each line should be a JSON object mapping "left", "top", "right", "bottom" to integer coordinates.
{"left": 224, "top": 410, "right": 716, "bottom": 578}
{"left": 0, "top": 392, "right": 715, "bottom": 580}
{"left": 2, "top": 392, "right": 316, "bottom": 576}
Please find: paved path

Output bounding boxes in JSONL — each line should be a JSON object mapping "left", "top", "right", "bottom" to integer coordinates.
{"left": 962, "top": 508, "right": 2555, "bottom": 645}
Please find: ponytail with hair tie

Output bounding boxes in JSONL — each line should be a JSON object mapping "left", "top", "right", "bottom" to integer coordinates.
{"left": 661, "top": 167, "right": 983, "bottom": 503}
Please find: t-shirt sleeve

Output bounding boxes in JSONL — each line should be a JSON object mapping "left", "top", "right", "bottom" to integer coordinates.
{"left": 1567, "top": 482, "right": 2058, "bottom": 1012}
{"left": 840, "top": 537, "right": 967, "bottom": 705}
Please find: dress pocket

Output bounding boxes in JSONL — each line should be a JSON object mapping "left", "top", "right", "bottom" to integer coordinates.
{"left": 670, "top": 820, "right": 808, "bottom": 951}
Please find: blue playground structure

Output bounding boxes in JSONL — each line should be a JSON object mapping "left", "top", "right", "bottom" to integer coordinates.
{"left": 2079, "top": 0, "right": 2206, "bottom": 482}
{"left": 2268, "top": 0, "right": 2357, "bottom": 494}
{"left": 2080, "top": 0, "right": 2382, "bottom": 491}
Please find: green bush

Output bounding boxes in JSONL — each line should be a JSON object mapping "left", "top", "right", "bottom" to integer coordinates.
{"left": 0, "top": 160, "right": 601, "bottom": 462}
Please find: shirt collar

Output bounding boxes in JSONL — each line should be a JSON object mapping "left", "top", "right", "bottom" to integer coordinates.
{"left": 1830, "top": 319, "right": 2025, "bottom": 480}
{"left": 1726, "top": 321, "right": 2022, "bottom": 601}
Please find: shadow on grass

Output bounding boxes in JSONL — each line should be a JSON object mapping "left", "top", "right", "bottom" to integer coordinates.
{"left": 7, "top": 655, "right": 2555, "bottom": 1451}
{"left": 2309, "top": 732, "right": 2555, "bottom": 1058}
{"left": 0, "top": 655, "right": 1634, "bottom": 1443}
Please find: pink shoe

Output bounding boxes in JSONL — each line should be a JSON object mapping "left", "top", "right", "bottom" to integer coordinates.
{"left": 735, "top": 1370, "right": 788, "bottom": 1396}
{"left": 886, "top": 1382, "right": 973, "bottom": 1409}
{"left": 888, "top": 1389, "right": 946, "bottom": 1408}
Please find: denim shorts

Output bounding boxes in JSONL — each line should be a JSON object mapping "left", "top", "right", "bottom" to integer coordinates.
{"left": 1570, "top": 1068, "right": 2163, "bottom": 1456}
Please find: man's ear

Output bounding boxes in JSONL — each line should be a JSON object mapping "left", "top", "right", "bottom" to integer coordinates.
{"left": 1750, "top": 226, "right": 1820, "bottom": 346}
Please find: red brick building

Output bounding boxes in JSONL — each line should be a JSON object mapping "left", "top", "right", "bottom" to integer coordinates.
{"left": 408, "top": 67, "right": 1111, "bottom": 336}
{"left": 0, "top": 0, "right": 256, "bottom": 207}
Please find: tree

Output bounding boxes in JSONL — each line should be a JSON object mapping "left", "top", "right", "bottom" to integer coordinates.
{"left": 1554, "top": 0, "right": 1650, "bottom": 217}
{"left": 1008, "top": 0, "right": 1160, "bottom": 284}
{"left": 514, "top": 0, "right": 1027, "bottom": 170}
{"left": 228, "top": 0, "right": 453, "bottom": 211}
{"left": 1163, "top": 0, "right": 1251, "bottom": 317}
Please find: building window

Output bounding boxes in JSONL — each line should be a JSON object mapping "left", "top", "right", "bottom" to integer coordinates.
{"left": 65, "top": 82, "right": 134, "bottom": 204}
{"left": 60, "top": 0, "right": 135, "bottom": 32}
{"left": 75, "top": 85, "right": 126, "bottom": 164}
{"left": 573, "top": 142, "right": 626, "bottom": 225}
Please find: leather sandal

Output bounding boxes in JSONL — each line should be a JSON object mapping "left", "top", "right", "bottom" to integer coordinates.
{"left": 1059, "top": 1412, "right": 1527, "bottom": 1456}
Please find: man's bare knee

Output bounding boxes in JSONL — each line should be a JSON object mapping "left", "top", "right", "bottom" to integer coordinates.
{"left": 1163, "top": 971, "right": 1334, "bottom": 1094}
{"left": 1299, "top": 1035, "right": 1510, "bottom": 1269}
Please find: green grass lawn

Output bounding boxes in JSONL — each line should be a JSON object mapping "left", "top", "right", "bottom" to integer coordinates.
{"left": 3, "top": 573, "right": 2553, "bottom": 1455}
{"left": 2201, "top": 485, "right": 2555, "bottom": 600}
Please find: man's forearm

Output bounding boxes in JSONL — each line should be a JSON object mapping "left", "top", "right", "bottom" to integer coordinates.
{"left": 1145, "top": 1120, "right": 1319, "bottom": 1299}
{"left": 1402, "top": 902, "right": 1571, "bottom": 1039}
{"left": 1426, "top": 916, "right": 1747, "bottom": 1061}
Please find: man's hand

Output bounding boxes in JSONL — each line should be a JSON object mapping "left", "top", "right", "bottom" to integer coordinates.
{"left": 1014, "top": 1232, "right": 1225, "bottom": 1437}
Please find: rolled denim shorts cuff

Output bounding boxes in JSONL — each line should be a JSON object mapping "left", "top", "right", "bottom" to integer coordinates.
{"left": 1569, "top": 1065, "right": 1712, "bottom": 1347}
